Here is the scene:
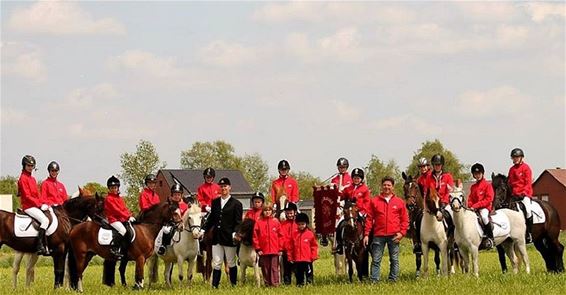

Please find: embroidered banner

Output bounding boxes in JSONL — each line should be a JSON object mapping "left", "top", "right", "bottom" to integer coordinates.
{"left": 313, "top": 185, "right": 339, "bottom": 235}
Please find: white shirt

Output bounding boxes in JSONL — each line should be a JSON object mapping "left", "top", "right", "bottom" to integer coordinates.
{"left": 383, "top": 195, "right": 392, "bottom": 203}
{"left": 220, "top": 194, "right": 231, "bottom": 209}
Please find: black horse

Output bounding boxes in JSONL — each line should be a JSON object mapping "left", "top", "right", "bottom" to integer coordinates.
{"left": 492, "top": 173, "right": 564, "bottom": 273}
{"left": 341, "top": 203, "right": 368, "bottom": 282}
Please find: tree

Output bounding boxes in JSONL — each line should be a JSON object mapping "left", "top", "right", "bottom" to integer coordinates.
{"left": 365, "top": 155, "right": 403, "bottom": 196}
{"left": 406, "top": 139, "right": 470, "bottom": 182}
{"left": 180, "top": 141, "right": 241, "bottom": 169}
{"left": 291, "top": 171, "right": 322, "bottom": 201}
{"left": 0, "top": 175, "right": 19, "bottom": 210}
{"left": 120, "top": 139, "right": 166, "bottom": 212}
{"left": 83, "top": 182, "right": 108, "bottom": 196}
{"left": 240, "top": 153, "right": 270, "bottom": 193}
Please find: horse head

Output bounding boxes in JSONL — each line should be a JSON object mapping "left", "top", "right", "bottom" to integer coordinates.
{"left": 235, "top": 219, "right": 255, "bottom": 246}
{"left": 63, "top": 188, "right": 105, "bottom": 223}
{"left": 449, "top": 180, "right": 465, "bottom": 212}
{"left": 425, "top": 187, "right": 443, "bottom": 221}
{"left": 491, "top": 173, "right": 510, "bottom": 209}
{"left": 402, "top": 172, "right": 421, "bottom": 211}
{"left": 139, "top": 202, "right": 183, "bottom": 230}
{"left": 342, "top": 202, "right": 358, "bottom": 228}
{"left": 183, "top": 203, "right": 203, "bottom": 239}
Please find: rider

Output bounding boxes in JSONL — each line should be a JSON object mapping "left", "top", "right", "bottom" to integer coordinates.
{"left": 244, "top": 192, "right": 265, "bottom": 221}
{"left": 41, "top": 161, "right": 68, "bottom": 207}
{"left": 104, "top": 175, "right": 135, "bottom": 258}
{"left": 18, "top": 155, "right": 51, "bottom": 255}
{"left": 467, "top": 163, "right": 495, "bottom": 249}
{"left": 138, "top": 174, "right": 161, "bottom": 213}
{"left": 280, "top": 202, "right": 298, "bottom": 285}
{"left": 331, "top": 157, "right": 352, "bottom": 196}
{"left": 271, "top": 160, "right": 299, "bottom": 204}
{"left": 507, "top": 148, "right": 534, "bottom": 244}
{"left": 157, "top": 183, "right": 188, "bottom": 255}
{"left": 426, "top": 154, "right": 455, "bottom": 230}
{"left": 197, "top": 167, "right": 220, "bottom": 213}
{"left": 412, "top": 157, "right": 431, "bottom": 254}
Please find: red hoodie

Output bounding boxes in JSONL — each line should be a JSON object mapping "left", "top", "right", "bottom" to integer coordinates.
{"left": 343, "top": 183, "right": 371, "bottom": 215}
{"left": 104, "top": 193, "right": 132, "bottom": 223}
{"left": 417, "top": 170, "right": 431, "bottom": 194}
{"left": 467, "top": 178, "right": 494, "bottom": 211}
{"left": 270, "top": 176, "right": 299, "bottom": 203}
{"left": 41, "top": 177, "right": 68, "bottom": 206}
{"left": 18, "top": 170, "right": 42, "bottom": 210}
{"left": 280, "top": 219, "right": 298, "bottom": 253}
{"left": 426, "top": 172, "right": 454, "bottom": 205}
{"left": 138, "top": 187, "right": 161, "bottom": 212}
{"left": 253, "top": 216, "right": 282, "bottom": 255}
{"left": 289, "top": 228, "right": 318, "bottom": 262}
{"left": 508, "top": 162, "right": 533, "bottom": 198}
{"left": 364, "top": 194, "right": 408, "bottom": 238}
{"left": 197, "top": 182, "right": 220, "bottom": 212}
{"left": 331, "top": 172, "right": 352, "bottom": 195}
{"left": 244, "top": 208, "right": 262, "bottom": 221}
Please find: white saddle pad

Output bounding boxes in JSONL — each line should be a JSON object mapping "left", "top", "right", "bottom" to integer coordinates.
{"left": 97, "top": 224, "right": 136, "bottom": 246}
{"left": 153, "top": 227, "right": 180, "bottom": 255}
{"left": 475, "top": 210, "right": 511, "bottom": 239}
{"left": 14, "top": 208, "right": 58, "bottom": 238}
{"left": 530, "top": 202, "right": 546, "bottom": 224}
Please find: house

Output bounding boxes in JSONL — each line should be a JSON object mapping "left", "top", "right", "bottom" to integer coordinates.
{"left": 532, "top": 168, "right": 566, "bottom": 230}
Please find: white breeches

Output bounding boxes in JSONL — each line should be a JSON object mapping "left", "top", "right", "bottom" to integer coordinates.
{"left": 212, "top": 245, "right": 237, "bottom": 270}
{"left": 24, "top": 207, "right": 49, "bottom": 229}
{"left": 478, "top": 208, "right": 489, "bottom": 225}
{"left": 110, "top": 221, "right": 127, "bottom": 236}
{"left": 521, "top": 197, "right": 532, "bottom": 219}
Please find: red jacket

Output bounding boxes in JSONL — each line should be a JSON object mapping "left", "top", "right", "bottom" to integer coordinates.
{"left": 508, "top": 162, "right": 533, "bottom": 197}
{"left": 104, "top": 193, "right": 132, "bottom": 223}
{"left": 364, "top": 194, "right": 409, "bottom": 237}
{"left": 41, "top": 177, "right": 68, "bottom": 206}
{"left": 426, "top": 172, "right": 454, "bottom": 205}
{"left": 253, "top": 216, "right": 281, "bottom": 255}
{"left": 289, "top": 228, "right": 318, "bottom": 262}
{"left": 138, "top": 187, "right": 161, "bottom": 212}
{"left": 331, "top": 172, "right": 352, "bottom": 195}
{"left": 417, "top": 170, "right": 431, "bottom": 195}
{"left": 270, "top": 176, "right": 299, "bottom": 203}
{"left": 18, "top": 170, "right": 42, "bottom": 210}
{"left": 244, "top": 208, "right": 262, "bottom": 221}
{"left": 280, "top": 219, "right": 298, "bottom": 253}
{"left": 178, "top": 201, "right": 189, "bottom": 215}
{"left": 343, "top": 183, "right": 371, "bottom": 215}
{"left": 467, "top": 178, "right": 494, "bottom": 211}
{"left": 197, "top": 182, "right": 220, "bottom": 212}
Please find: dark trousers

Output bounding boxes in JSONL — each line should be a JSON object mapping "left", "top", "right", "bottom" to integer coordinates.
{"left": 282, "top": 252, "right": 294, "bottom": 285}
{"left": 295, "top": 262, "right": 313, "bottom": 286}
{"left": 259, "top": 255, "right": 280, "bottom": 287}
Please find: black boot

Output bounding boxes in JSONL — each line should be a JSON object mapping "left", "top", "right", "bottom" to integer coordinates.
{"left": 482, "top": 223, "right": 494, "bottom": 250}
{"left": 229, "top": 266, "right": 237, "bottom": 286}
{"left": 525, "top": 216, "right": 533, "bottom": 244}
{"left": 212, "top": 269, "right": 221, "bottom": 288}
{"left": 158, "top": 229, "right": 173, "bottom": 255}
{"left": 36, "top": 228, "right": 50, "bottom": 256}
{"left": 110, "top": 235, "right": 123, "bottom": 258}
{"left": 414, "top": 217, "right": 422, "bottom": 254}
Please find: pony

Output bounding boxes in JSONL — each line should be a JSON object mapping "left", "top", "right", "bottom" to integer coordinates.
{"left": 234, "top": 218, "right": 261, "bottom": 287}
{"left": 341, "top": 203, "right": 367, "bottom": 282}
{"left": 69, "top": 202, "right": 183, "bottom": 291}
{"left": 273, "top": 184, "right": 288, "bottom": 221}
{"left": 402, "top": 172, "right": 441, "bottom": 277}
{"left": 196, "top": 212, "right": 214, "bottom": 282}
{"left": 449, "top": 182, "right": 530, "bottom": 276}
{"left": 159, "top": 203, "right": 203, "bottom": 287}
{"left": 420, "top": 187, "right": 450, "bottom": 276}
{"left": 492, "top": 173, "right": 564, "bottom": 273}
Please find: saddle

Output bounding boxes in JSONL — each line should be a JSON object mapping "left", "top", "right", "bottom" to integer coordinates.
{"left": 473, "top": 210, "right": 511, "bottom": 239}
{"left": 513, "top": 198, "right": 546, "bottom": 224}
{"left": 14, "top": 208, "right": 58, "bottom": 238}
{"left": 97, "top": 222, "right": 136, "bottom": 246}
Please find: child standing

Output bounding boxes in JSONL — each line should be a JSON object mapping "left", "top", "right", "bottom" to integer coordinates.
{"left": 252, "top": 202, "right": 282, "bottom": 287}
{"left": 290, "top": 213, "right": 318, "bottom": 286}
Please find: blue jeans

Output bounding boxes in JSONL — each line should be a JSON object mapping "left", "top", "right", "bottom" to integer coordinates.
{"left": 370, "top": 236, "right": 400, "bottom": 282}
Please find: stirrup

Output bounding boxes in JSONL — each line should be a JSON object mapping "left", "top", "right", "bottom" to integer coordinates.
{"left": 110, "top": 247, "right": 123, "bottom": 258}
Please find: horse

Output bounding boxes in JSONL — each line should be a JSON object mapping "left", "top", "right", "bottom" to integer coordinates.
{"left": 492, "top": 173, "right": 564, "bottom": 273}
{"left": 402, "top": 173, "right": 441, "bottom": 277}
{"left": 159, "top": 203, "right": 203, "bottom": 287}
{"left": 273, "top": 184, "right": 288, "bottom": 221}
{"left": 449, "top": 183, "right": 530, "bottom": 276}
{"left": 234, "top": 218, "right": 261, "bottom": 287}
{"left": 420, "top": 187, "right": 450, "bottom": 276}
{"left": 11, "top": 252, "right": 38, "bottom": 289}
{"left": 196, "top": 212, "right": 214, "bottom": 282}
{"left": 341, "top": 204, "right": 367, "bottom": 282}
{"left": 69, "top": 201, "right": 183, "bottom": 291}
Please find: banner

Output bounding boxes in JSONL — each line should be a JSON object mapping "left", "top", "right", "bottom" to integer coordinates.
{"left": 313, "top": 185, "right": 339, "bottom": 235}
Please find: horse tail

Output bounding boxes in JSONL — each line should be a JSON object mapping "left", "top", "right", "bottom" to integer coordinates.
{"left": 66, "top": 244, "right": 79, "bottom": 290}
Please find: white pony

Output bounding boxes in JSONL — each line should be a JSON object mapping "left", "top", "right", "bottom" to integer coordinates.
{"left": 234, "top": 218, "right": 262, "bottom": 287}
{"left": 12, "top": 251, "right": 39, "bottom": 289}
{"left": 449, "top": 184, "right": 530, "bottom": 276}
{"left": 420, "top": 188, "right": 450, "bottom": 277}
{"left": 159, "top": 204, "right": 203, "bottom": 287}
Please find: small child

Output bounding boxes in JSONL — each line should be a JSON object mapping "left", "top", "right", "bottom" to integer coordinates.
{"left": 245, "top": 192, "right": 265, "bottom": 221}
{"left": 252, "top": 202, "right": 282, "bottom": 287}
{"left": 289, "top": 213, "right": 318, "bottom": 286}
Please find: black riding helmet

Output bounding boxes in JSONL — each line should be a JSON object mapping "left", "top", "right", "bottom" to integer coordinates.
{"left": 336, "top": 157, "right": 349, "bottom": 168}
{"left": 203, "top": 167, "right": 215, "bottom": 178}
{"left": 296, "top": 212, "right": 309, "bottom": 224}
{"left": 107, "top": 175, "right": 120, "bottom": 187}
{"left": 47, "top": 161, "right": 60, "bottom": 172}
{"left": 284, "top": 202, "right": 298, "bottom": 212}
{"left": 510, "top": 148, "right": 524, "bottom": 158}
{"left": 145, "top": 173, "right": 157, "bottom": 184}
{"left": 351, "top": 168, "right": 364, "bottom": 180}
{"left": 431, "top": 154, "right": 445, "bottom": 165}
{"left": 171, "top": 183, "right": 183, "bottom": 194}
{"left": 21, "top": 155, "right": 36, "bottom": 168}
{"left": 251, "top": 192, "right": 265, "bottom": 202}
{"left": 278, "top": 160, "right": 290, "bottom": 170}
{"left": 471, "top": 163, "right": 485, "bottom": 174}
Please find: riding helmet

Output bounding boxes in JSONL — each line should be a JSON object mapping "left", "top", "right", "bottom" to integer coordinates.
{"left": 278, "top": 160, "right": 290, "bottom": 170}
{"left": 471, "top": 163, "right": 485, "bottom": 174}
{"left": 251, "top": 192, "right": 265, "bottom": 202}
{"left": 171, "top": 183, "right": 183, "bottom": 194}
{"left": 296, "top": 212, "right": 309, "bottom": 224}
{"left": 145, "top": 173, "right": 157, "bottom": 184}
{"left": 510, "top": 148, "right": 524, "bottom": 158}
{"left": 351, "top": 168, "right": 364, "bottom": 180}
{"left": 107, "top": 175, "right": 120, "bottom": 187}
{"left": 418, "top": 157, "right": 429, "bottom": 167}
{"left": 336, "top": 157, "right": 349, "bottom": 168}
{"left": 284, "top": 202, "right": 298, "bottom": 212}
{"left": 203, "top": 167, "right": 216, "bottom": 178}
{"left": 47, "top": 161, "right": 60, "bottom": 172}
{"left": 431, "top": 154, "right": 445, "bottom": 165}
{"left": 21, "top": 155, "right": 36, "bottom": 168}
{"left": 218, "top": 177, "right": 231, "bottom": 186}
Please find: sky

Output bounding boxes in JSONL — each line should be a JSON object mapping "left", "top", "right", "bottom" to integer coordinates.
{"left": 1, "top": 1, "right": 565, "bottom": 194}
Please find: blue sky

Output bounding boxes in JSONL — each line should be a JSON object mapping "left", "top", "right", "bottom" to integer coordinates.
{"left": 1, "top": 1, "right": 564, "bottom": 193}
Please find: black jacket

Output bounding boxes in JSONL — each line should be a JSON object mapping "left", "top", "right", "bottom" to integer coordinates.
{"left": 204, "top": 196, "right": 243, "bottom": 247}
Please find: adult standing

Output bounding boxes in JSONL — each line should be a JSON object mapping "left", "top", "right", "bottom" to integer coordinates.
{"left": 507, "top": 148, "right": 534, "bottom": 243}
{"left": 197, "top": 168, "right": 221, "bottom": 213}
{"left": 204, "top": 177, "right": 243, "bottom": 288}
{"left": 41, "top": 161, "right": 68, "bottom": 207}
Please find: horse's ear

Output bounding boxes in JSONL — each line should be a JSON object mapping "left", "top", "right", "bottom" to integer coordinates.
{"left": 491, "top": 172, "right": 495, "bottom": 180}
{"left": 457, "top": 179, "right": 463, "bottom": 190}
{"left": 402, "top": 171, "right": 408, "bottom": 181}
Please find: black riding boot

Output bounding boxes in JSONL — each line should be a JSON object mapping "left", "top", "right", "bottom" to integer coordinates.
{"left": 212, "top": 269, "right": 221, "bottom": 288}
{"left": 482, "top": 223, "right": 494, "bottom": 250}
{"left": 36, "top": 228, "right": 50, "bottom": 256}
{"left": 525, "top": 216, "right": 533, "bottom": 244}
{"left": 110, "top": 234, "right": 123, "bottom": 258}
{"left": 334, "top": 221, "right": 344, "bottom": 255}
{"left": 158, "top": 230, "right": 173, "bottom": 255}
{"left": 229, "top": 266, "right": 238, "bottom": 286}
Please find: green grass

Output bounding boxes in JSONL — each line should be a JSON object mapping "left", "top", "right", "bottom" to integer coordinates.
{"left": 1, "top": 235, "right": 565, "bottom": 294}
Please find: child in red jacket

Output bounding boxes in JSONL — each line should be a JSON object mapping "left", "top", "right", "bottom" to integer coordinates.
{"left": 252, "top": 202, "right": 282, "bottom": 286}
{"left": 290, "top": 213, "right": 318, "bottom": 286}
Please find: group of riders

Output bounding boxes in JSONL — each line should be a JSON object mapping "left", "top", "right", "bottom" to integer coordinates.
{"left": 15, "top": 147, "right": 535, "bottom": 284}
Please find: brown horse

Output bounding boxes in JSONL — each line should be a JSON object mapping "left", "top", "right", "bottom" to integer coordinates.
{"left": 492, "top": 173, "right": 564, "bottom": 273}
{"left": 196, "top": 212, "right": 214, "bottom": 282}
{"left": 341, "top": 203, "right": 367, "bottom": 282}
{"left": 69, "top": 202, "right": 183, "bottom": 291}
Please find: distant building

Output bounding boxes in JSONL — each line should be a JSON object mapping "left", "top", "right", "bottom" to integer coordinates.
{"left": 532, "top": 168, "right": 566, "bottom": 230}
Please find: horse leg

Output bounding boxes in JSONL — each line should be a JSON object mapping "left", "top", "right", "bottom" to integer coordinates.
{"left": 177, "top": 255, "right": 185, "bottom": 283}
{"left": 26, "top": 253, "right": 39, "bottom": 288}
{"left": 415, "top": 253, "right": 422, "bottom": 277}
{"left": 514, "top": 241, "right": 530, "bottom": 274}
{"left": 102, "top": 259, "right": 117, "bottom": 287}
{"left": 552, "top": 238, "right": 565, "bottom": 273}
{"left": 422, "top": 243, "right": 429, "bottom": 277}
{"left": 187, "top": 257, "right": 195, "bottom": 284}
{"left": 534, "top": 238, "right": 553, "bottom": 272}
{"left": 53, "top": 253, "right": 66, "bottom": 289}
{"left": 74, "top": 251, "right": 89, "bottom": 292}
{"left": 12, "top": 251, "right": 23, "bottom": 289}
{"left": 470, "top": 246, "right": 479, "bottom": 277}
{"left": 502, "top": 241, "right": 519, "bottom": 274}
{"left": 434, "top": 248, "right": 441, "bottom": 274}
{"left": 458, "top": 246, "right": 469, "bottom": 274}
{"left": 347, "top": 256, "right": 353, "bottom": 283}
{"left": 119, "top": 258, "right": 128, "bottom": 286}
{"left": 164, "top": 262, "right": 173, "bottom": 287}
{"left": 133, "top": 256, "right": 146, "bottom": 290}
{"left": 439, "top": 241, "right": 449, "bottom": 276}
{"left": 146, "top": 254, "right": 158, "bottom": 284}
{"left": 496, "top": 245, "right": 508, "bottom": 273}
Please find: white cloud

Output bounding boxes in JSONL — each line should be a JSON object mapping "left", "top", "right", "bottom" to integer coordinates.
{"left": 1, "top": 42, "right": 46, "bottom": 82}
{"left": 456, "top": 86, "right": 533, "bottom": 118}
{"left": 8, "top": 2, "right": 125, "bottom": 35}
{"left": 457, "top": 2, "right": 522, "bottom": 22}
{"left": 1, "top": 107, "right": 30, "bottom": 125}
{"left": 108, "top": 50, "right": 184, "bottom": 79}
{"left": 368, "top": 114, "right": 442, "bottom": 136}
{"left": 524, "top": 2, "right": 566, "bottom": 23}
{"left": 199, "top": 41, "right": 257, "bottom": 66}
{"left": 63, "top": 83, "right": 118, "bottom": 108}
{"left": 332, "top": 100, "right": 361, "bottom": 121}
{"left": 286, "top": 27, "right": 368, "bottom": 63}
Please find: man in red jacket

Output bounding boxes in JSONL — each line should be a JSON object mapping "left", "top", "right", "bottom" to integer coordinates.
{"left": 41, "top": 161, "right": 68, "bottom": 207}
{"left": 363, "top": 176, "right": 408, "bottom": 282}
{"left": 104, "top": 175, "right": 135, "bottom": 258}
{"left": 197, "top": 168, "right": 220, "bottom": 213}
{"left": 270, "top": 160, "right": 299, "bottom": 204}
{"left": 467, "top": 163, "right": 495, "bottom": 249}
{"left": 508, "top": 148, "right": 534, "bottom": 243}
{"left": 138, "top": 174, "right": 160, "bottom": 213}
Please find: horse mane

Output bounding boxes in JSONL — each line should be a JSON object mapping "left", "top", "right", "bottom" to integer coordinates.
{"left": 491, "top": 173, "right": 510, "bottom": 209}
{"left": 425, "top": 186, "right": 439, "bottom": 212}
{"left": 182, "top": 203, "right": 202, "bottom": 223}
{"left": 237, "top": 218, "right": 255, "bottom": 246}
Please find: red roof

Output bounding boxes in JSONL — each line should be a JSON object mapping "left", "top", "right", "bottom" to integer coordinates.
{"left": 534, "top": 169, "right": 566, "bottom": 188}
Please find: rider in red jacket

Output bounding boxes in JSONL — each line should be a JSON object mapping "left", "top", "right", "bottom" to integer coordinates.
{"left": 253, "top": 203, "right": 282, "bottom": 286}
{"left": 426, "top": 154, "right": 455, "bottom": 238}
{"left": 104, "top": 176, "right": 134, "bottom": 258}
{"left": 270, "top": 160, "right": 299, "bottom": 203}
{"left": 197, "top": 168, "right": 220, "bottom": 213}
{"left": 289, "top": 213, "right": 318, "bottom": 286}
{"left": 331, "top": 158, "right": 352, "bottom": 197}
{"left": 508, "top": 148, "right": 534, "bottom": 243}
{"left": 41, "top": 161, "right": 68, "bottom": 207}
{"left": 343, "top": 168, "right": 372, "bottom": 215}
{"left": 244, "top": 192, "right": 264, "bottom": 221}
{"left": 138, "top": 174, "right": 161, "bottom": 213}
{"left": 467, "top": 163, "right": 495, "bottom": 249}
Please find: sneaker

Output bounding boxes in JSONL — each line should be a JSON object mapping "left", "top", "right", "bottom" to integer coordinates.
{"left": 157, "top": 246, "right": 166, "bottom": 255}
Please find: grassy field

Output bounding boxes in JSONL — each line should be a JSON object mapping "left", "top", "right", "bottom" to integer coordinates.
{"left": 1, "top": 235, "right": 565, "bottom": 294}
